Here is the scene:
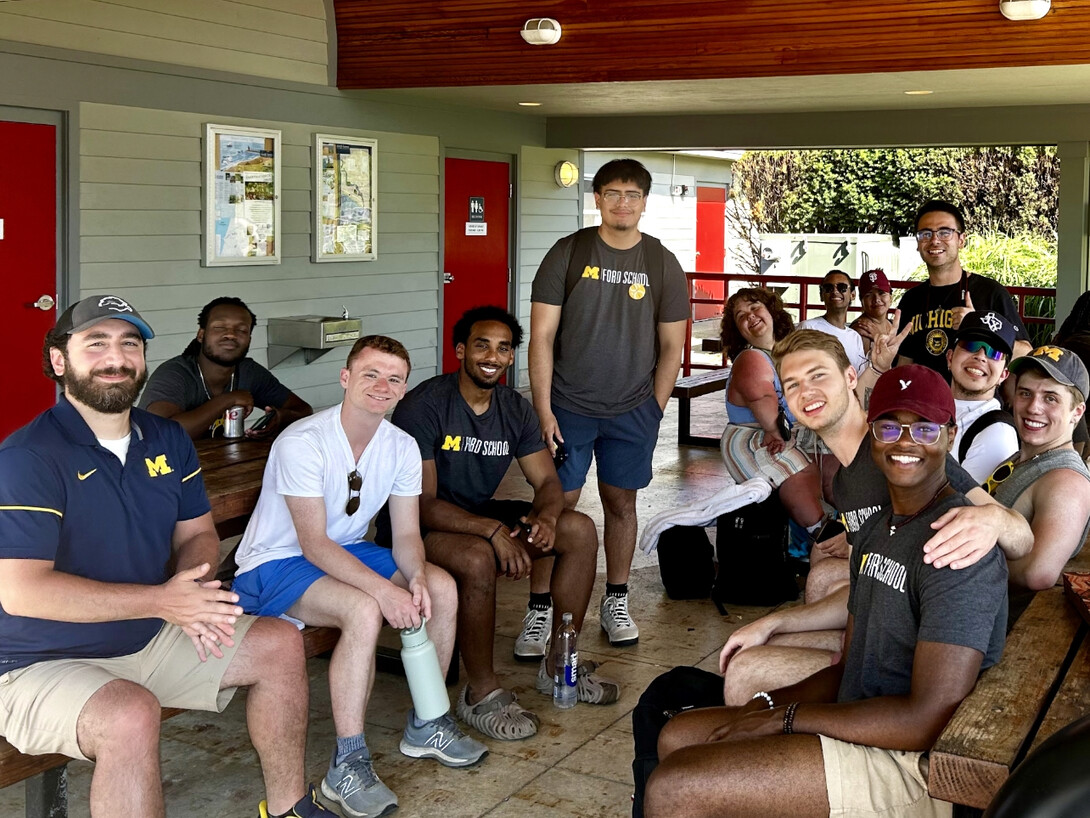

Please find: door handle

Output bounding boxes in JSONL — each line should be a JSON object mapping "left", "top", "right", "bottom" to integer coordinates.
{"left": 443, "top": 272, "right": 454, "bottom": 284}
{"left": 28, "top": 294, "right": 55, "bottom": 311}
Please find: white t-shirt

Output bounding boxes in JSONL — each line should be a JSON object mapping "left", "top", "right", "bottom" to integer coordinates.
{"left": 953, "top": 398, "right": 1019, "bottom": 485}
{"left": 798, "top": 315, "right": 868, "bottom": 374}
{"left": 234, "top": 404, "right": 422, "bottom": 574}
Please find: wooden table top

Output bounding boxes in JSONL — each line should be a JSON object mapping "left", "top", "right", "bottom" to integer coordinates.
{"left": 195, "top": 437, "right": 271, "bottom": 526}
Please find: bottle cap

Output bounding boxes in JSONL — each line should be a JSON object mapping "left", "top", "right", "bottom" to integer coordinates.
{"left": 562, "top": 611, "right": 573, "bottom": 623}
{"left": 400, "top": 618, "right": 430, "bottom": 649}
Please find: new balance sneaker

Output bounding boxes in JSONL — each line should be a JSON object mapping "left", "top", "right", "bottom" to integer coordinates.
{"left": 600, "top": 593, "right": 639, "bottom": 646}
{"left": 320, "top": 747, "right": 398, "bottom": 818}
{"left": 514, "top": 605, "right": 553, "bottom": 661}
{"left": 399, "top": 709, "right": 489, "bottom": 767}
{"left": 455, "top": 685, "right": 539, "bottom": 740}
{"left": 535, "top": 658, "right": 622, "bottom": 705}
{"left": 258, "top": 784, "right": 337, "bottom": 817}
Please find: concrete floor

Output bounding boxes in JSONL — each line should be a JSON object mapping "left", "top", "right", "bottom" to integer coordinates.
{"left": 2, "top": 388, "right": 784, "bottom": 818}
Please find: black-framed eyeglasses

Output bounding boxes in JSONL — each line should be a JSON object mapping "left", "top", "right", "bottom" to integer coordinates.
{"left": 916, "top": 228, "right": 962, "bottom": 242}
{"left": 601, "top": 190, "right": 644, "bottom": 203}
{"left": 346, "top": 469, "right": 362, "bottom": 516}
{"left": 984, "top": 459, "right": 1016, "bottom": 496}
{"left": 959, "top": 339, "right": 1006, "bottom": 362}
{"left": 820, "top": 282, "right": 851, "bottom": 294}
{"left": 870, "top": 420, "right": 948, "bottom": 445}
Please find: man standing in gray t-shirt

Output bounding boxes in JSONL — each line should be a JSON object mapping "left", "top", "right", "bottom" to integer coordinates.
{"left": 528, "top": 159, "right": 689, "bottom": 649}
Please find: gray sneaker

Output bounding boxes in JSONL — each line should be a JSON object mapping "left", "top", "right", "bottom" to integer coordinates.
{"left": 399, "top": 709, "right": 489, "bottom": 767}
{"left": 534, "top": 657, "right": 622, "bottom": 704}
{"left": 514, "top": 605, "right": 552, "bottom": 661}
{"left": 600, "top": 593, "right": 639, "bottom": 646}
{"left": 320, "top": 747, "right": 398, "bottom": 818}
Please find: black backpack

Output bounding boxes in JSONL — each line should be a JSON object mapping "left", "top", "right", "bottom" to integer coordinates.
{"left": 958, "top": 408, "right": 1016, "bottom": 462}
{"left": 712, "top": 492, "right": 799, "bottom": 610}
{"left": 656, "top": 525, "right": 714, "bottom": 600}
{"left": 631, "top": 666, "right": 725, "bottom": 818}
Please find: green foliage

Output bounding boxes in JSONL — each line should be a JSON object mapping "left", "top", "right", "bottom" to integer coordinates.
{"left": 732, "top": 146, "right": 1058, "bottom": 241}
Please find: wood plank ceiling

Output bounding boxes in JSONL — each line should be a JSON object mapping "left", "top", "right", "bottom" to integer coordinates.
{"left": 333, "top": 0, "right": 1090, "bottom": 90}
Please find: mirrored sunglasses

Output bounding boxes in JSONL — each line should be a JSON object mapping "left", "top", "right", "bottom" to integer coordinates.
{"left": 959, "top": 339, "right": 1005, "bottom": 361}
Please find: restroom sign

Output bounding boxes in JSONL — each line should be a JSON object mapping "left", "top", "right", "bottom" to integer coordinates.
{"left": 469, "top": 197, "right": 484, "bottom": 222}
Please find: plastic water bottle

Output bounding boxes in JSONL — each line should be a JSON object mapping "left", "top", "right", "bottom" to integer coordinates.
{"left": 400, "top": 618, "right": 450, "bottom": 721}
{"left": 552, "top": 612, "right": 578, "bottom": 710}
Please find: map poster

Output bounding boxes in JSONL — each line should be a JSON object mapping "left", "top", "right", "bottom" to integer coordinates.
{"left": 314, "top": 134, "right": 377, "bottom": 262}
{"left": 203, "top": 124, "right": 281, "bottom": 266}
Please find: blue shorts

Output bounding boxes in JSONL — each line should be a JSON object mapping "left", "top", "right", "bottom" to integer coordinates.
{"left": 553, "top": 396, "right": 663, "bottom": 492}
{"left": 232, "top": 542, "right": 399, "bottom": 617}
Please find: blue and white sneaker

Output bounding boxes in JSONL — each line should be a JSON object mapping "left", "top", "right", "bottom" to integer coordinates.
{"left": 399, "top": 709, "right": 488, "bottom": 767}
{"left": 320, "top": 747, "right": 397, "bottom": 818}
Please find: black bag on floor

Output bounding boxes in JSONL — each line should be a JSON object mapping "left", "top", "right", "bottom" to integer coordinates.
{"left": 632, "top": 666, "right": 725, "bottom": 818}
{"left": 712, "top": 492, "right": 798, "bottom": 609}
{"left": 656, "top": 525, "right": 714, "bottom": 599}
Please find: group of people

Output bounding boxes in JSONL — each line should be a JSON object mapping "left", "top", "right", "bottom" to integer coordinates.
{"left": 3, "top": 156, "right": 1089, "bottom": 818}
{"left": 636, "top": 200, "right": 1090, "bottom": 816}
{"left": 0, "top": 159, "right": 682, "bottom": 818}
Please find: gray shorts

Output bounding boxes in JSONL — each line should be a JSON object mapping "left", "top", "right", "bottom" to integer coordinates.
{"left": 0, "top": 617, "right": 256, "bottom": 761}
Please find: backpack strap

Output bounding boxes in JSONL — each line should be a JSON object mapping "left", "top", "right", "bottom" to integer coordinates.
{"left": 563, "top": 227, "right": 666, "bottom": 323}
{"left": 959, "top": 408, "right": 1016, "bottom": 462}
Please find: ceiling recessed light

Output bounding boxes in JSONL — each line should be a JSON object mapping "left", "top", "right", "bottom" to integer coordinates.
{"left": 518, "top": 101, "right": 543, "bottom": 107}
{"left": 904, "top": 90, "right": 934, "bottom": 96}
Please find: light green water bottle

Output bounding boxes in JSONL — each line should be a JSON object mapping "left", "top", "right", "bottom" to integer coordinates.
{"left": 400, "top": 618, "right": 451, "bottom": 721}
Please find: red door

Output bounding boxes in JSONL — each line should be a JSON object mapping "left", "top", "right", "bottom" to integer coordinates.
{"left": 442, "top": 157, "right": 510, "bottom": 373}
{"left": 694, "top": 186, "right": 726, "bottom": 321}
{"left": 1, "top": 121, "right": 57, "bottom": 441}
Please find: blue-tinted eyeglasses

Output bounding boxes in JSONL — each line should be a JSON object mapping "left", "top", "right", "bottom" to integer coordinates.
{"left": 870, "top": 420, "right": 947, "bottom": 445}
{"left": 959, "top": 339, "right": 1005, "bottom": 362}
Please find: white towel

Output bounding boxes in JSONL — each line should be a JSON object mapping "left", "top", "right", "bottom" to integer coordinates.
{"left": 639, "top": 478, "right": 772, "bottom": 554}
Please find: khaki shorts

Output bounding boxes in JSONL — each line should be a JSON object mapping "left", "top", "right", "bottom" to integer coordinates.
{"left": 820, "top": 734, "right": 953, "bottom": 818}
{"left": 0, "top": 617, "right": 256, "bottom": 761}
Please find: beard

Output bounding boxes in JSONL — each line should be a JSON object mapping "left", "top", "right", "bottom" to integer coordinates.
{"left": 202, "top": 339, "right": 247, "bottom": 367}
{"left": 63, "top": 365, "right": 148, "bottom": 414}
{"left": 466, "top": 369, "right": 501, "bottom": 390}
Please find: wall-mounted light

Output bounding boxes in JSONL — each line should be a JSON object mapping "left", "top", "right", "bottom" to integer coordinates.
{"left": 554, "top": 160, "right": 578, "bottom": 188}
{"left": 521, "top": 18, "right": 562, "bottom": 45}
{"left": 999, "top": 0, "right": 1051, "bottom": 20}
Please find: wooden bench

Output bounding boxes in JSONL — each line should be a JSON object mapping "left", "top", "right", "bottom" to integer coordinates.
{"left": 671, "top": 367, "right": 730, "bottom": 447}
{"left": 929, "top": 563, "right": 1090, "bottom": 810}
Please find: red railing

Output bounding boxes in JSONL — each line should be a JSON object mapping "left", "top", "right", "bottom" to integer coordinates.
{"left": 682, "top": 272, "right": 1056, "bottom": 375}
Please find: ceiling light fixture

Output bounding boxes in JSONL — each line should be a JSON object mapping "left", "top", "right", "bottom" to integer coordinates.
{"left": 520, "top": 18, "right": 562, "bottom": 45}
{"left": 999, "top": 0, "right": 1051, "bottom": 20}
{"left": 904, "top": 90, "right": 934, "bottom": 96}
{"left": 517, "top": 101, "right": 543, "bottom": 107}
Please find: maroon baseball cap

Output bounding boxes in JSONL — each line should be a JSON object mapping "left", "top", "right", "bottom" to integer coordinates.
{"left": 866, "top": 364, "right": 956, "bottom": 425}
{"left": 858, "top": 268, "right": 892, "bottom": 298}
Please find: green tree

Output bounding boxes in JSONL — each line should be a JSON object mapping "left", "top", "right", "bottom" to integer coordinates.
{"left": 730, "top": 146, "right": 1059, "bottom": 259}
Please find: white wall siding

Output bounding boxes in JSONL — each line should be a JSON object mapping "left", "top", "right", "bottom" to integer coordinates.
{"left": 79, "top": 102, "right": 439, "bottom": 411}
{"left": 516, "top": 147, "right": 580, "bottom": 388}
{"left": 0, "top": 0, "right": 329, "bottom": 85}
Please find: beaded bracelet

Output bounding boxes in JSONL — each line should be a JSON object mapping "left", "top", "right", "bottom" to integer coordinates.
{"left": 783, "top": 701, "right": 800, "bottom": 735}
{"left": 751, "top": 691, "right": 774, "bottom": 710}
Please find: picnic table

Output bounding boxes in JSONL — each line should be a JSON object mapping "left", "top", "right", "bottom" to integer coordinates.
{"left": 929, "top": 550, "right": 1090, "bottom": 810}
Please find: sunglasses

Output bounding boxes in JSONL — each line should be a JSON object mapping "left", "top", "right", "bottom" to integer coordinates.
{"left": 984, "top": 459, "right": 1016, "bottom": 496}
{"left": 820, "top": 282, "right": 851, "bottom": 294}
{"left": 346, "top": 469, "right": 362, "bottom": 516}
{"left": 959, "top": 339, "right": 1006, "bottom": 362}
{"left": 870, "top": 420, "right": 949, "bottom": 445}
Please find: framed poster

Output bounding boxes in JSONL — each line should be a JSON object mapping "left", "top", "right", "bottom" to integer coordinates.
{"left": 203, "top": 124, "right": 281, "bottom": 266}
{"left": 314, "top": 133, "right": 377, "bottom": 262}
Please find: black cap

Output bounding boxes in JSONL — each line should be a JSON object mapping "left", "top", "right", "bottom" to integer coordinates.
{"left": 957, "top": 310, "right": 1015, "bottom": 357}
{"left": 54, "top": 295, "right": 154, "bottom": 340}
{"left": 1009, "top": 345, "right": 1090, "bottom": 398}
